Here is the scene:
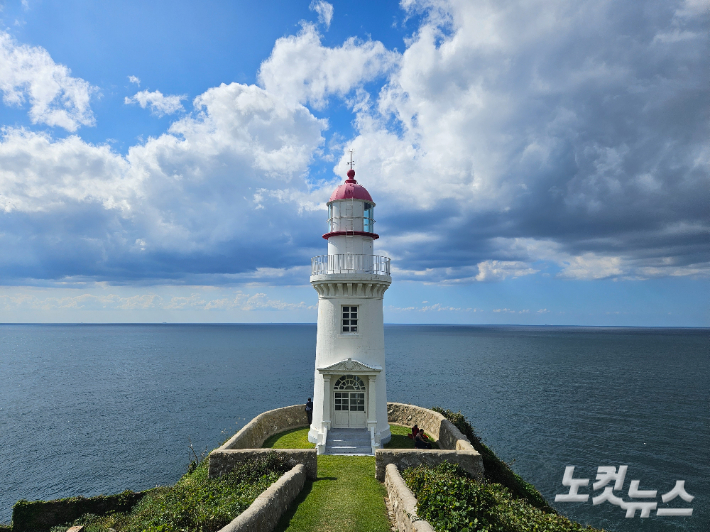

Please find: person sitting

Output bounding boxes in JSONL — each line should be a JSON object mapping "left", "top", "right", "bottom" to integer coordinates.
{"left": 415, "top": 428, "right": 432, "bottom": 449}
{"left": 408, "top": 424, "right": 419, "bottom": 439}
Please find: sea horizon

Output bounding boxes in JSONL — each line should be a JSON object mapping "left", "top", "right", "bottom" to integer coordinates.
{"left": 2, "top": 322, "right": 708, "bottom": 328}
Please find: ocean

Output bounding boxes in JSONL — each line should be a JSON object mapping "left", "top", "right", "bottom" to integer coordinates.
{"left": 0, "top": 324, "right": 707, "bottom": 531}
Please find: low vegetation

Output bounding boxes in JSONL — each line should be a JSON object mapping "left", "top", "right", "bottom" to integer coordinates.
{"left": 403, "top": 462, "right": 604, "bottom": 532}
{"left": 11, "top": 409, "right": 600, "bottom": 532}
{"left": 46, "top": 453, "right": 291, "bottom": 532}
{"left": 432, "top": 407, "right": 552, "bottom": 511}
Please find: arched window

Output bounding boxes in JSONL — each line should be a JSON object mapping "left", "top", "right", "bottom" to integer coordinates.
{"left": 334, "top": 374, "right": 365, "bottom": 391}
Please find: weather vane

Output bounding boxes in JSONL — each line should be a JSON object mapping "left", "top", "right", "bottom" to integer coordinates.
{"left": 347, "top": 149, "right": 355, "bottom": 170}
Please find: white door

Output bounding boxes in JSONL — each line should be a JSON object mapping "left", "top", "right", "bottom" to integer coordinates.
{"left": 332, "top": 375, "right": 367, "bottom": 428}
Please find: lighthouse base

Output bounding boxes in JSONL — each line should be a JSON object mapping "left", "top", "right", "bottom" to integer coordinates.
{"left": 309, "top": 423, "right": 391, "bottom": 455}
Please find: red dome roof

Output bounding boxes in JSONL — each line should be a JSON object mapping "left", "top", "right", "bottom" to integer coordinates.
{"left": 329, "top": 170, "right": 373, "bottom": 202}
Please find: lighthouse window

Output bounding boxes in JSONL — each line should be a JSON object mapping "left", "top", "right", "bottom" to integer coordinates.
{"left": 334, "top": 375, "right": 365, "bottom": 390}
{"left": 364, "top": 203, "right": 374, "bottom": 233}
{"left": 342, "top": 306, "right": 358, "bottom": 333}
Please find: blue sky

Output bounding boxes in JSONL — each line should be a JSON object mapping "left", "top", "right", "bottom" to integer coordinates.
{"left": 0, "top": 0, "right": 708, "bottom": 325}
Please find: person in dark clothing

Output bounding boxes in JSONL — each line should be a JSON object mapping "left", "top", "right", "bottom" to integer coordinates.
{"left": 415, "top": 428, "right": 432, "bottom": 449}
{"left": 305, "top": 398, "right": 313, "bottom": 424}
{"left": 409, "top": 424, "right": 419, "bottom": 439}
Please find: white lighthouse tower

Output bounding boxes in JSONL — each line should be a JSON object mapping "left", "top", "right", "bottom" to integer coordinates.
{"left": 308, "top": 153, "right": 392, "bottom": 454}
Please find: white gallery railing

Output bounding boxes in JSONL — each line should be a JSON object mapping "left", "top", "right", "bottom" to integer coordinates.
{"left": 311, "top": 254, "right": 391, "bottom": 276}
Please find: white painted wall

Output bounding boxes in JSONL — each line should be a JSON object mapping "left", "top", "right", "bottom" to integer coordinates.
{"left": 309, "top": 190, "right": 391, "bottom": 450}
{"left": 327, "top": 235, "right": 374, "bottom": 256}
{"left": 309, "top": 290, "right": 390, "bottom": 440}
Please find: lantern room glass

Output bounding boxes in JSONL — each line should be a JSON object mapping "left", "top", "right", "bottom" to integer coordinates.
{"left": 364, "top": 203, "right": 374, "bottom": 233}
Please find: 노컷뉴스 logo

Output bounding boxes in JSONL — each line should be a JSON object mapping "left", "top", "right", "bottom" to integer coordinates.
{"left": 555, "top": 466, "right": 694, "bottom": 518}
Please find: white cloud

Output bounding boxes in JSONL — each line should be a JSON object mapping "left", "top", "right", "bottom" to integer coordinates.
{"left": 258, "top": 23, "right": 398, "bottom": 109}
{"left": 125, "top": 89, "right": 186, "bottom": 116}
{"left": 0, "top": 288, "right": 313, "bottom": 312}
{"left": 475, "top": 260, "right": 538, "bottom": 282}
{"left": 0, "top": 128, "right": 131, "bottom": 214}
{"left": 0, "top": 292, "right": 163, "bottom": 311}
{"left": 557, "top": 254, "right": 624, "bottom": 280}
{"left": 0, "top": 31, "right": 96, "bottom": 131}
{"left": 0, "top": 81, "right": 327, "bottom": 282}
{"left": 0, "top": 2, "right": 708, "bottom": 288}
{"left": 128, "top": 75, "right": 140, "bottom": 85}
{"left": 309, "top": 1, "right": 334, "bottom": 29}
{"left": 387, "top": 303, "right": 475, "bottom": 312}
{"left": 334, "top": 0, "right": 709, "bottom": 282}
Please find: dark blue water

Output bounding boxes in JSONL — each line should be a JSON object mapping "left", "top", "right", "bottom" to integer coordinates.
{"left": 0, "top": 324, "right": 707, "bottom": 531}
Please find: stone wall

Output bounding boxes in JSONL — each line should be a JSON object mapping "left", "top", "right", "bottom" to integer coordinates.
{"left": 387, "top": 402, "right": 474, "bottom": 451}
{"left": 209, "top": 449, "right": 317, "bottom": 480}
{"left": 221, "top": 405, "right": 309, "bottom": 450}
{"left": 384, "top": 464, "right": 435, "bottom": 532}
{"left": 11, "top": 490, "right": 148, "bottom": 532}
{"left": 376, "top": 449, "right": 484, "bottom": 482}
{"left": 218, "top": 464, "right": 306, "bottom": 532}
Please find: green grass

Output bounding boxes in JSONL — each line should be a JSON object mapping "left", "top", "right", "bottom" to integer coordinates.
{"left": 262, "top": 426, "right": 391, "bottom": 531}
{"left": 385, "top": 423, "right": 439, "bottom": 449}
{"left": 274, "top": 455, "right": 390, "bottom": 532}
{"left": 262, "top": 426, "right": 315, "bottom": 449}
{"left": 48, "top": 454, "right": 291, "bottom": 532}
{"left": 262, "top": 424, "right": 438, "bottom": 450}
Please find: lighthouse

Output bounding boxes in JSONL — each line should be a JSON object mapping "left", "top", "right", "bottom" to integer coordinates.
{"left": 308, "top": 153, "right": 392, "bottom": 454}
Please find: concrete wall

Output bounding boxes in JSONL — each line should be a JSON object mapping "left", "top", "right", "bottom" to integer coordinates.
{"left": 209, "top": 449, "right": 317, "bottom": 481}
{"left": 384, "top": 464, "right": 435, "bottom": 532}
{"left": 387, "top": 402, "right": 475, "bottom": 451}
{"left": 376, "top": 449, "right": 484, "bottom": 482}
{"left": 220, "top": 405, "right": 309, "bottom": 450}
{"left": 218, "top": 464, "right": 306, "bottom": 532}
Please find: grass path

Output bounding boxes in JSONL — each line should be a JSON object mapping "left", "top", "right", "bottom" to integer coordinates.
{"left": 264, "top": 428, "right": 391, "bottom": 532}
{"left": 274, "top": 455, "right": 391, "bottom": 532}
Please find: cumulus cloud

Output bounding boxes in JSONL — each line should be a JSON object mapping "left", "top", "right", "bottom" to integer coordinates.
{"left": 0, "top": 81, "right": 326, "bottom": 283}
{"left": 128, "top": 75, "right": 140, "bottom": 85}
{"left": 309, "top": 1, "right": 334, "bottom": 29}
{"left": 346, "top": 0, "right": 710, "bottom": 281}
{"left": 125, "top": 89, "right": 186, "bottom": 116}
{"left": 258, "top": 23, "right": 398, "bottom": 109}
{"left": 0, "top": 31, "right": 96, "bottom": 131}
{"left": 0, "top": 1, "right": 708, "bottom": 287}
{"left": 0, "top": 128, "right": 131, "bottom": 214}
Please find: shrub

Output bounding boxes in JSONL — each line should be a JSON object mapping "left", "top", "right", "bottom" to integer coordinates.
{"left": 403, "top": 462, "right": 604, "bottom": 532}
{"left": 47, "top": 452, "right": 292, "bottom": 532}
{"left": 403, "top": 463, "right": 499, "bottom": 531}
{"left": 432, "top": 407, "right": 552, "bottom": 512}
